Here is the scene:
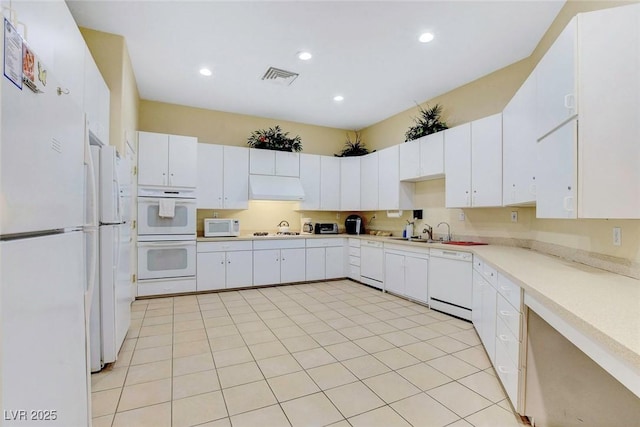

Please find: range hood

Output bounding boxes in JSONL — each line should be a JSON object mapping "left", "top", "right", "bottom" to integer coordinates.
{"left": 249, "top": 175, "right": 305, "bottom": 201}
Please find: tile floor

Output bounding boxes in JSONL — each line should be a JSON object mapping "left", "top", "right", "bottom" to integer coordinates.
{"left": 91, "top": 280, "right": 528, "bottom": 427}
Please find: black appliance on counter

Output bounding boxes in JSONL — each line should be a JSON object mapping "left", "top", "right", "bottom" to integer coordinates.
{"left": 345, "top": 215, "right": 365, "bottom": 235}
{"left": 314, "top": 223, "right": 339, "bottom": 234}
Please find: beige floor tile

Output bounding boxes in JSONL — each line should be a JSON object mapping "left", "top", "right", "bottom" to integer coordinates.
{"left": 257, "top": 309, "right": 286, "bottom": 319}
{"left": 222, "top": 380, "right": 277, "bottom": 416}
{"left": 337, "top": 325, "right": 375, "bottom": 340}
{"left": 242, "top": 329, "right": 278, "bottom": 345}
{"left": 207, "top": 324, "right": 240, "bottom": 338}
{"left": 326, "top": 421, "right": 351, "bottom": 427}
{"left": 300, "top": 321, "right": 333, "bottom": 334}
{"left": 313, "top": 310, "right": 344, "bottom": 322}
{"left": 230, "top": 404, "right": 291, "bottom": 427}
{"left": 118, "top": 378, "right": 171, "bottom": 412}
{"left": 427, "top": 335, "right": 470, "bottom": 353}
{"left": 427, "top": 355, "right": 479, "bottom": 380}
{"left": 292, "top": 347, "right": 337, "bottom": 369}
{"left": 174, "top": 304, "right": 200, "bottom": 314}
{"left": 125, "top": 359, "right": 172, "bottom": 386}
{"left": 213, "top": 346, "right": 253, "bottom": 368}
{"left": 281, "top": 335, "right": 320, "bottom": 353}
{"left": 401, "top": 341, "right": 447, "bottom": 361}
{"left": 342, "top": 355, "right": 391, "bottom": 379}
{"left": 363, "top": 321, "right": 398, "bottom": 335}
{"left": 218, "top": 361, "right": 264, "bottom": 388}
{"left": 204, "top": 315, "right": 234, "bottom": 327}
{"left": 386, "top": 317, "right": 421, "bottom": 329}
{"left": 91, "top": 366, "right": 128, "bottom": 392}
{"left": 135, "top": 333, "right": 173, "bottom": 350}
{"left": 450, "top": 328, "right": 482, "bottom": 346}
{"left": 289, "top": 313, "right": 319, "bottom": 324}
{"left": 373, "top": 348, "right": 420, "bottom": 370}
{"left": 428, "top": 382, "right": 493, "bottom": 418}
{"left": 173, "top": 311, "right": 203, "bottom": 323}
{"left": 353, "top": 336, "right": 395, "bottom": 354}
{"left": 497, "top": 398, "right": 514, "bottom": 412}
{"left": 347, "top": 405, "right": 411, "bottom": 427}
{"left": 326, "top": 317, "right": 357, "bottom": 329}
{"left": 91, "top": 388, "right": 121, "bottom": 417}
{"left": 173, "top": 369, "right": 220, "bottom": 399}
{"left": 453, "top": 345, "right": 492, "bottom": 370}
{"left": 142, "top": 314, "right": 173, "bottom": 327}
{"left": 131, "top": 344, "right": 173, "bottom": 365}
{"left": 144, "top": 307, "right": 173, "bottom": 318}
{"left": 173, "top": 328, "right": 208, "bottom": 344}
{"left": 268, "top": 370, "right": 321, "bottom": 402}
{"left": 139, "top": 323, "right": 173, "bottom": 338}
{"left": 172, "top": 391, "right": 227, "bottom": 427}
{"left": 173, "top": 319, "right": 204, "bottom": 332}
{"left": 173, "top": 352, "right": 215, "bottom": 376}
{"left": 249, "top": 340, "right": 288, "bottom": 360}
{"left": 429, "top": 321, "right": 465, "bottom": 335}
{"left": 364, "top": 371, "right": 421, "bottom": 403}
{"left": 264, "top": 316, "right": 296, "bottom": 329}
{"left": 446, "top": 419, "right": 474, "bottom": 427}
{"left": 464, "top": 403, "right": 526, "bottom": 426}
{"left": 325, "top": 381, "right": 385, "bottom": 418}
{"left": 324, "top": 341, "right": 367, "bottom": 361}
{"left": 92, "top": 413, "right": 114, "bottom": 427}
{"left": 236, "top": 320, "right": 269, "bottom": 333}
{"left": 173, "top": 339, "right": 210, "bottom": 358}
{"left": 112, "top": 349, "right": 133, "bottom": 368}
{"left": 281, "top": 392, "right": 343, "bottom": 427}
{"left": 391, "top": 392, "right": 460, "bottom": 427}
{"left": 310, "top": 330, "right": 349, "bottom": 346}
{"left": 232, "top": 312, "right": 261, "bottom": 324}
{"left": 396, "top": 363, "right": 452, "bottom": 391}
{"left": 458, "top": 370, "right": 507, "bottom": 403}
{"left": 112, "top": 402, "right": 171, "bottom": 427}
{"left": 272, "top": 325, "right": 307, "bottom": 340}
{"left": 209, "top": 334, "right": 246, "bottom": 351}
{"left": 306, "top": 362, "right": 358, "bottom": 390}
{"left": 380, "top": 330, "right": 420, "bottom": 347}
{"left": 257, "top": 354, "right": 304, "bottom": 378}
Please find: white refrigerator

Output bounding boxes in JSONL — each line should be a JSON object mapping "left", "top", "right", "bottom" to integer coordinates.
{"left": 0, "top": 52, "right": 92, "bottom": 424}
{"left": 89, "top": 144, "right": 132, "bottom": 372}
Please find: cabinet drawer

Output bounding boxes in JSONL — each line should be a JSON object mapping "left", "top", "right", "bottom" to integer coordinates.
{"left": 497, "top": 293, "right": 522, "bottom": 339}
{"left": 348, "top": 247, "right": 361, "bottom": 257}
{"left": 496, "top": 316, "right": 520, "bottom": 367}
{"left": 481, "top": 262, "right": 498, "bottom": 287}
{"left": 349, "top": 239, "right": 361, "bottom": 248}
{"left": 306, "top": 238, "right": 345, "bottom": 248}
{"left": 349, "top": 256, "right": 361, "bottom": 267}
{"left": 349, "top": 265, "right": 360, "bottom": 280}
{"left": 253, "top": 239, "right": 306, "bottom": 250}
{"left": 473, "top": 256, "right": 483, "bottom": 273}
{"left": 497, "top": 273, "right": 522, "bottom": 311}
{"left": 198, "top": 241, "right": 253, "bottom": 253}
{"left": 495, "top": 337, "right": 520, "bottom": 409}
{"left": 137, "top": 278, "right": 196, "bottom": 296}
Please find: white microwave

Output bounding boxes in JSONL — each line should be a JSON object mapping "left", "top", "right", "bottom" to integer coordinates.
{"left": 204, "top": 218, "right": 240, "bottom": 237}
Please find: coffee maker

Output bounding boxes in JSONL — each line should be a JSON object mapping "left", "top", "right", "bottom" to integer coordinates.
{"left": 300, "top": 218, "right": 314, "bottom": 235}
{"left": 345, "top": 215, "right": 365, "bottom": 235}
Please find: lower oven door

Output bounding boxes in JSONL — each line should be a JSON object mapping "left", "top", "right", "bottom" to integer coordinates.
{"left": 137, "top": 197, "right": 197, "bottom": 236}
{"left": 137, "top": 240, "right": 196, "bottom": 280}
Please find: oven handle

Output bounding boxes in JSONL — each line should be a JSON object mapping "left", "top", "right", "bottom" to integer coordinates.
{"left": 138, "top": 198, "right": 197, "bottom": 205}
{"left": 138, "top": 241, "right": 196, "bottom": 248}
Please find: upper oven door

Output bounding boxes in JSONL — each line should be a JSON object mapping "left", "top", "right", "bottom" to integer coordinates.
{"left": 137, "top": 197, "right": 197, "bottom": 236}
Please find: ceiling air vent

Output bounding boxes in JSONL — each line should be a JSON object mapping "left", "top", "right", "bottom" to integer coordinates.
{"left": 261, "top": 67, "right": 299, "bottom": 86}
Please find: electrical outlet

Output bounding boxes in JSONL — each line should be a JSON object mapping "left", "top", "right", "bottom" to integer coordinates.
{"left": 511, "top": 211, "right": 518, "bottom": 223}
{"left": 336, "top": 213, "right": 340, "bottom": 220}
{"left": 213, "top": 212, "right": 219, "bottom": 218}
{"left": 613, "top": 227, "right": 621, "bottom": 246}
{"left": 458, "top": 211, "right": 465, "bottom": 221}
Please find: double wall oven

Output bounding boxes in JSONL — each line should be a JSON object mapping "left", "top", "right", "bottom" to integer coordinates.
{"left": 137, "top": 188, "right": 197, "bottom": 296}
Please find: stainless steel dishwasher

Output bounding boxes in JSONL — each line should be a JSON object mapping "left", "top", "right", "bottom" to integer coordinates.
{"left": 428, "top": 248, "right": 473, "bottom": 320}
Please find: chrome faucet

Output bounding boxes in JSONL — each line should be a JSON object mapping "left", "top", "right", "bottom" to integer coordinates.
{"left": 437, "top": 221, "right": 452, "bottom": 242}
{"left": 422, "top": 223, "right": 434, "bottom": 241}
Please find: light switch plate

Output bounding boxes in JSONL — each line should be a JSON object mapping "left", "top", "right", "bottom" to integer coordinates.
{"left": 511, "top": 211, "right": 518, "bottom": 223}
{"left": 613, "top": 227, "right": 621, "bottom": 246}
{"left": 458, "top": 211, "right": 465, "bottom": 221}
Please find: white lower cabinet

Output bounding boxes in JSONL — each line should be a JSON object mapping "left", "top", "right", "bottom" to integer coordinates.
{"left": 472, "top": 258, "right": 498, "bottom": 363}
{"left": 347, "top": 238, "right": 361, "bottom": 281}
{"left": 197, "top": 241, "right": 253, "bottom": 291}
{"left": 305, "top": 238, "right": 346, "bottom": 281}
{"left": 384, "top": 244, "right": 429, "bottom": 303}
{"left": 253, "top": 240, "right": 306, "bottom": 286}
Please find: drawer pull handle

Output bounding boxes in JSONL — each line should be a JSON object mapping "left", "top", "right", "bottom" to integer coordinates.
{"left": 497, "top": 365, "right": 513, "bottom": 374}
{"left": 498, "top": 334, "right": 509, "bottom": 342}
{"left": 499, "top": 310, "right": 513, "bottom": 316}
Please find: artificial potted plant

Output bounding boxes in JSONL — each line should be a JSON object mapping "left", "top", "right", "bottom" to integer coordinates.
{"left": 334, "top": 131, "right": 372, "bottom": 157}
{"left": 404, "top": 103, "right": 448, "bottom": 142}
{"left": 247, "top": 125, "right": 303, "bottom": 152}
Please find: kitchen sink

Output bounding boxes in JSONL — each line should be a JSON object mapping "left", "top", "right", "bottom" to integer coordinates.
{"left": 443, "top": 241, "right": 488, "bottom": 246}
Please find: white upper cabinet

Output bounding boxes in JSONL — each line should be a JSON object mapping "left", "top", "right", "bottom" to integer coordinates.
{"left": 320, "top": 156, "right": 340, "bottom": 210}
{"left": 445, "top": 115, "right": 502, "bottom": 208}
{"left": 378, "top": 146, "right": 414, "bottom": 210}
{"left": 360, "top": 152, "right": 379, "bottom": 211}
{"left": 249, "top": 149, "right": 299, "bottom": 177}
{"left": 399, "top": 131, "right": 445, "bottom": 182}
{"left": 536, "top": 17, "right": 577, "bottom": 139}
{"left": 503, "top": 71, "right": 537, "bottom": 206}
{"left": 197, "top": 144, "right": 249, "bottom": 209}
{"left": 138, "top": 131, "right": 197, "bottom": 189}
{"left": 299, "top": 154, "right": 321, "bottom": 210}
{"left": 340, "top": 157, "right": 361, "bottom": 211}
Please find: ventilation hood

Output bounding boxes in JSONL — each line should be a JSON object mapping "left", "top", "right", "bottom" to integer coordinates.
{"left": 249, "top": 175, "right": 305, "bottom": 201}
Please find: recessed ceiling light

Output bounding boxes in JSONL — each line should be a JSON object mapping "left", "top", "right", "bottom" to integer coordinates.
{"left": 199, "top": 68, "right": 212, "bottom": 76}
{"left": 333, "top": 95, "right": 344, "bottom": 102}
{"left": 419, "top": 32, "right": 434, "bottom": 43}
{"left": 298, "top": 51, "right": 312, "bottom": 61}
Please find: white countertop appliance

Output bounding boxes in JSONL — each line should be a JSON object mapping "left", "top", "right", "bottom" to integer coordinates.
{"left": 204, "top": 218, "right": 240, "bottom": 237}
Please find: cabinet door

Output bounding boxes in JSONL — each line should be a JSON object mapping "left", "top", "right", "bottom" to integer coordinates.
{"left": 299, "top": 154, "right": 321, "bottom": 210}
{"left": 197, "top": 252, "right": 226, "bottom": 291}
{"left": 280, "top": 248, "right": 306, "bottom": 283}
{"left": 360, "top": 152, "right": 379, "bottom": 211}
{"left": 275, "top": 152, "right": 300, "bottom": 177}
{"left": 340, "top": 157, "right": 361, "bottom": 211}
{"left": 472, "top": 270, "right": 484, "bottom": 330}
{"left": 536, "top": 119, "right": 577, "bottom": 218}
{"left": 138, "top": 132, "right": 169, "bottom": 186}
{"left": 197, "top": 143, "right": 223, "bottom": 209}
{"left": 320, "top": 156, "right": 341, "bottom": 210}
{"left": 399, "top": 138, "right": 421, "bottom": 181}
{"left": 420, "top": 131, "right": 445, "bottom": 178}
{"left": 168, "top": 135, "right": 198, "bottom": 188}
{"left": 404, "top": 256, "right": 428, "bottom": 303}
{"left": 250, "top": 149, "right": 275, "bottom": 175}
{"left": 378, "top": 146, "right": 400, "bottom": 210}
{"left": 503, "top": 72, "right": 537, "bottom": 206}
{"left": 481, "top": 283, "right": 497, "bottom": 363}
{"left": 226, "top": 251, "right": 253, "bottom": 288}
{"left": 384, "top": 253, "right": 405, "bottom": 295}
{"left": 253, "top": 250, "right": 280, "bottom": 286}
{"left": 536, "top": 17, "right": 577, "bottom": 139}
{"left": 444, "top": 123, "right": 472, "bottom": 208}
{"left": 223, "top": 146, "right": 249, "bottom": 209}
{"left": 305, "top": 248, "right": 326, "bottom": 281}
{"left": 325, "top": 246, "right": 345, "bottom": 279}
{"left": 471, "top": 113, "right": 502, "bottom": 207}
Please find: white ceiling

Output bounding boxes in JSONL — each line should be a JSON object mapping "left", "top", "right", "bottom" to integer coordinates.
{"left": 66, "top": 1, "right": 565, "bottom": 130}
